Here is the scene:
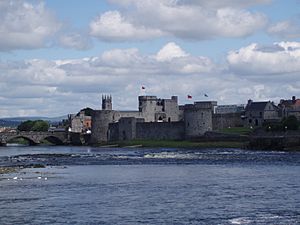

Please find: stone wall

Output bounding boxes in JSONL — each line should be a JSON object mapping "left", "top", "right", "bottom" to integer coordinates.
{"left": 108, "top": 120, "right": 185, "bottom": 141}
{"left": 212, "top": 113, "right": 243, "bottom": 130}
{"left": 136, "top": 121, "right": 185, "bottom": 140}
{"left": 184, "top": 102, "right": 216, "bottom": 138}
{"left": 91, "top": 110, "right": 120, "bottom": 143}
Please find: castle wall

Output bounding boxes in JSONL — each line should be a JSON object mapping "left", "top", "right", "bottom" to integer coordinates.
{"left": 136, "top": 122, "right": 185, "bottom": 140}
{"left": 108, "top": 122, "right": 119, "bottom": 141}
{"left": 212, "top": 113, "right": 243, "bottom": 130}
{"left": 162, "top": 96, "right": 180, "bottom": 122}
{"left": 108, "top": 120, "right": 185, "bottom": 141}
{"left": 118, "top": 117, "right": 137, "bottom": 141}
{"left": 138, "top": 95, "right": 180, "bottom": 122}
{"left": 118, "top": 111, "right": 144, "bottom": 119}
{"left": 184, "top": 102, "right": 216, "bottom": 138}
{"left": 138, "top": 96, "right": 160, "bottom": 122}
{"left": 91, "top": 110, "right": 120, "bottom": 143}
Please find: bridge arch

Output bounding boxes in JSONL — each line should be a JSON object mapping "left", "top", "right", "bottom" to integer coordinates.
{"left": 42, "top": 135, "right": 65, "bottom": 145}
{"left": 6, "top": 135, "right": 39, "bottom": 146}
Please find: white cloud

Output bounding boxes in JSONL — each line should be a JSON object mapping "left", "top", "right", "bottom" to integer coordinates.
{"left": 0, "top": 0, "right": 61, "bottom": 51}
{"left": 95, "top": 0, "right": 267, "bottom": 41}
{"left": 156, "top": 42, "right": 188, "bottom": 62}
{"left": 59, "top": 32, "right": 92, "bottom": 50}
{"left": 268, "top": 20, "right": 300, "bottom": 39}
{"left": 227, "top": 42, "right": 300, "bottom": 75}
{"left": 1, "top": 42, "right": 299, "bottom": 117}
{"left": 90, "top": 11, "right": 164, "bottom": 41}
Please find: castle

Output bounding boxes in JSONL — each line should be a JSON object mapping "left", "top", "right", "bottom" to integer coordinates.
{"left": 70, "top": 95, "right": 300, "bottom": 144}
{"left": 90, "top": 95, "right": 217, "bottom": 143}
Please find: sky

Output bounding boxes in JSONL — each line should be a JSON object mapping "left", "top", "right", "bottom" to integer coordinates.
{"left": 0, "top": 0, "right": 300, "bottom": 117}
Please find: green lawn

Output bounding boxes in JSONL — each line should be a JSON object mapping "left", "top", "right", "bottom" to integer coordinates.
{"left": 219, "top": 127, "right": 252, "bottom": 135}
{"left": 104, "top": 139, "right": 246, "bottom": 149}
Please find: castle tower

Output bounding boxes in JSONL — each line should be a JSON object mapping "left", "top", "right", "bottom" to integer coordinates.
{"left": 102, "top": 95, "right": 112, "bottom": 110}
{"left": 184, "top": 101, "right": 217, "bottom": 138}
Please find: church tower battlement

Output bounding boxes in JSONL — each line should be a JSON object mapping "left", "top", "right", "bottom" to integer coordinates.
{"left": 102, "top": 95, "right": 112, "bottom": 110}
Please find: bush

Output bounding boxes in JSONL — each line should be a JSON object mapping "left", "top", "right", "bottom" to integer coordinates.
{"left": 282, "top": 115, "right": 299, "bottom": 130}
{"left": 17, "top": 120, "right": 49, "bottom": 132}
{"left": 264, "top": 115, "right": 299, "bottom": 131}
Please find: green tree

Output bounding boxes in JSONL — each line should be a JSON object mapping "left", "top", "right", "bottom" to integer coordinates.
{"left": 17, "top": 120, "right": 49, "bottom": 132}
{"left": 17, "top": 120, "right": 34, "bottom": 131}
{"left": 282, "top": 115, "right": 299, "bottom": 130}
{"left": 31, "top": 120, "right": 49, "bottom": 131}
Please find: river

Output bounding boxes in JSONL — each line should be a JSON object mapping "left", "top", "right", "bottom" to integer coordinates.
{"left": 0, "top": 146, "right": 299, "bottom": 224}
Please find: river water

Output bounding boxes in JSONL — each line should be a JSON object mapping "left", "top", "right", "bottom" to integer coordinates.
{"left": 0, "top": 146, "right": 299, "bottom": 224}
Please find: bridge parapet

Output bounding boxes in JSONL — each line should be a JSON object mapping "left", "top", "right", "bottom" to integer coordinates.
{"left": 0, "top": 131, "right": 68, "bottom": 146}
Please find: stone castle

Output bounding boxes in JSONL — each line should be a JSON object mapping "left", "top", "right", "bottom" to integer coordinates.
{"left": 70, "top": 94, "right": 300, "bottom": 144}
{"left": 90, "top": 95, "right": 217, "bottom": 143}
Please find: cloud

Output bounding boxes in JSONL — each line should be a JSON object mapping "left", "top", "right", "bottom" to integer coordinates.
{"left": 227, "top": 42, "right": 300, "bottom": 75}
{"left": 267, "top": 20, "right": 300, "bottom": 39}
{"left": 156, "top": 42, "right": 188, "bottom": 62}
{"left": 58, "top": 32, "right": 92, "bottom": 50}
{"left": 95, "top": 0, "right": 267, "bottom": 41}
{"left": 90, "top": 11, "right": 164, "bottom": 41}
{"left": 0, "top": 0, "right": 61, "bottom": 51}
{"left": 1, "top": 41, "right": 299, "bottom": 117}
{"left": 108, "top": 0, "right": 271, "bottom": 8}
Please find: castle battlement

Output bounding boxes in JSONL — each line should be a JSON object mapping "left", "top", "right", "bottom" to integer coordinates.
{"left": 90, "top": 94, "right": 218, "bottom": 143}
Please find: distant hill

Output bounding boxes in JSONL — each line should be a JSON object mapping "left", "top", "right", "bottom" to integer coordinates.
{"left": 0, "top": 116, "right": 68, "bottom": 128}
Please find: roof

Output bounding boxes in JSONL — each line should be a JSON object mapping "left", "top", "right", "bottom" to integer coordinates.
{"left": 280, "top": 99, "right": 300, "bottom": 108}
{"left": 245, "top": 102, "right": 269, "bottom": 111}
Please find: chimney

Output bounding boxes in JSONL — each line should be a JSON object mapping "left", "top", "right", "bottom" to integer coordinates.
{"left": 292, "top": 96, "right": 296, "bottom": 102}
{"left": 247, "top": 99, "right": 253, "bottom": 105}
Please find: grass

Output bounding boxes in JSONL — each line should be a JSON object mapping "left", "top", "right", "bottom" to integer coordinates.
{"left": 104, "top": 139, "right": 246, "bottom": 149}
{"left": 0, "top": 167, "right": 18, "bottom": 174}
{"left": 219, "top": 127, "right": 252, "bottom": 135}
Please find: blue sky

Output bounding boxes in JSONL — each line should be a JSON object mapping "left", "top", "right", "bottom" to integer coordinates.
{"left": 0, "top": 0, "right": 300, "bottom": 117}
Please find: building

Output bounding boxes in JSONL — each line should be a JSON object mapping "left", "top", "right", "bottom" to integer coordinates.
{"left": 278, "top": 96, "right": 300, "bottom": 120}
{"left": 215, "top": 104, "right": 244, "bottom": 114}
{"left": 69, "top": 108, "right": 93, "bottom": 133}
{"left": 212, "top": 104, "right": 245, "bottom": 130}
{"left": 90, "top": 95, "right": 216, "bottom": 143}
{"left": 183, "top": 101, "right": 217, "bottom": 138}
{"left": 243, "top": 100, "right": 280, "bottom": 127}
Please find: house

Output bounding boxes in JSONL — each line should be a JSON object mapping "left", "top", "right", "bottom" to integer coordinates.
{"left": 278, "top": 96, "right": 300, "bottom": 120}
{"left": 243, "top": 100, "right": 280, "bottom": 127}
{"left": 69, "top": 107, "right": 93, "bottom": 133}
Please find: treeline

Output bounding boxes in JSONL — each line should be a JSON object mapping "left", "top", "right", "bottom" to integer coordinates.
{"left": 17, "top": 120, "right": 49, "bottom": 132}
{"left": 264, "top": 115, "right": 299, "bottom": 131}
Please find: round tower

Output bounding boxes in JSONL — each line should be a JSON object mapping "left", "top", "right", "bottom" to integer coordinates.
{"left": 184, "top": 102, "right": 215, "bottom": 138}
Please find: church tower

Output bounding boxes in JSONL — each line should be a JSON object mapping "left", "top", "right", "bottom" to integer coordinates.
{"left": 102, "top": 95, "right": 112, "bottom": 110}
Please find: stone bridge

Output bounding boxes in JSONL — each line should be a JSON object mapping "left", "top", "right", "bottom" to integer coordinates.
{"left": 0, "top": 131, "right": 68, "bottom": 146}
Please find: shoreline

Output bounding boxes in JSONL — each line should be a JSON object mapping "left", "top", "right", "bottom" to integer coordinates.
{"left": 0, "top": 167, "right": 19, "bottom": 174}
{"left": 100, "top": 140, "right": 247, "bottom": 149}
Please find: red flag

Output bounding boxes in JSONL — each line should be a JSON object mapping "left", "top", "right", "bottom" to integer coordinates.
{"left": 187, "top": 95, "right": 192, "bottom": 99}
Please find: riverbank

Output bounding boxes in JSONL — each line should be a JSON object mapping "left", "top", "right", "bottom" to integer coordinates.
{"left": 0, "top": 167, "right": 18, "bottom": 174}
{"left": 101, "top": 140, "right": 247, "bottom": 149}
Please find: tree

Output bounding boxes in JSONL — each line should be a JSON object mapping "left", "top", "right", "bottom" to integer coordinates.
{"left": 17, "top": 120, "right": 34, "bottom": 131}
{"left": 282, "top": 115, "right": 299, "bottom": 130}
{"left": 17, "top": 120, "right": 49, "bottom": 132}
{"left": 31, "top": 120, "right": 49, "bottom": 131}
